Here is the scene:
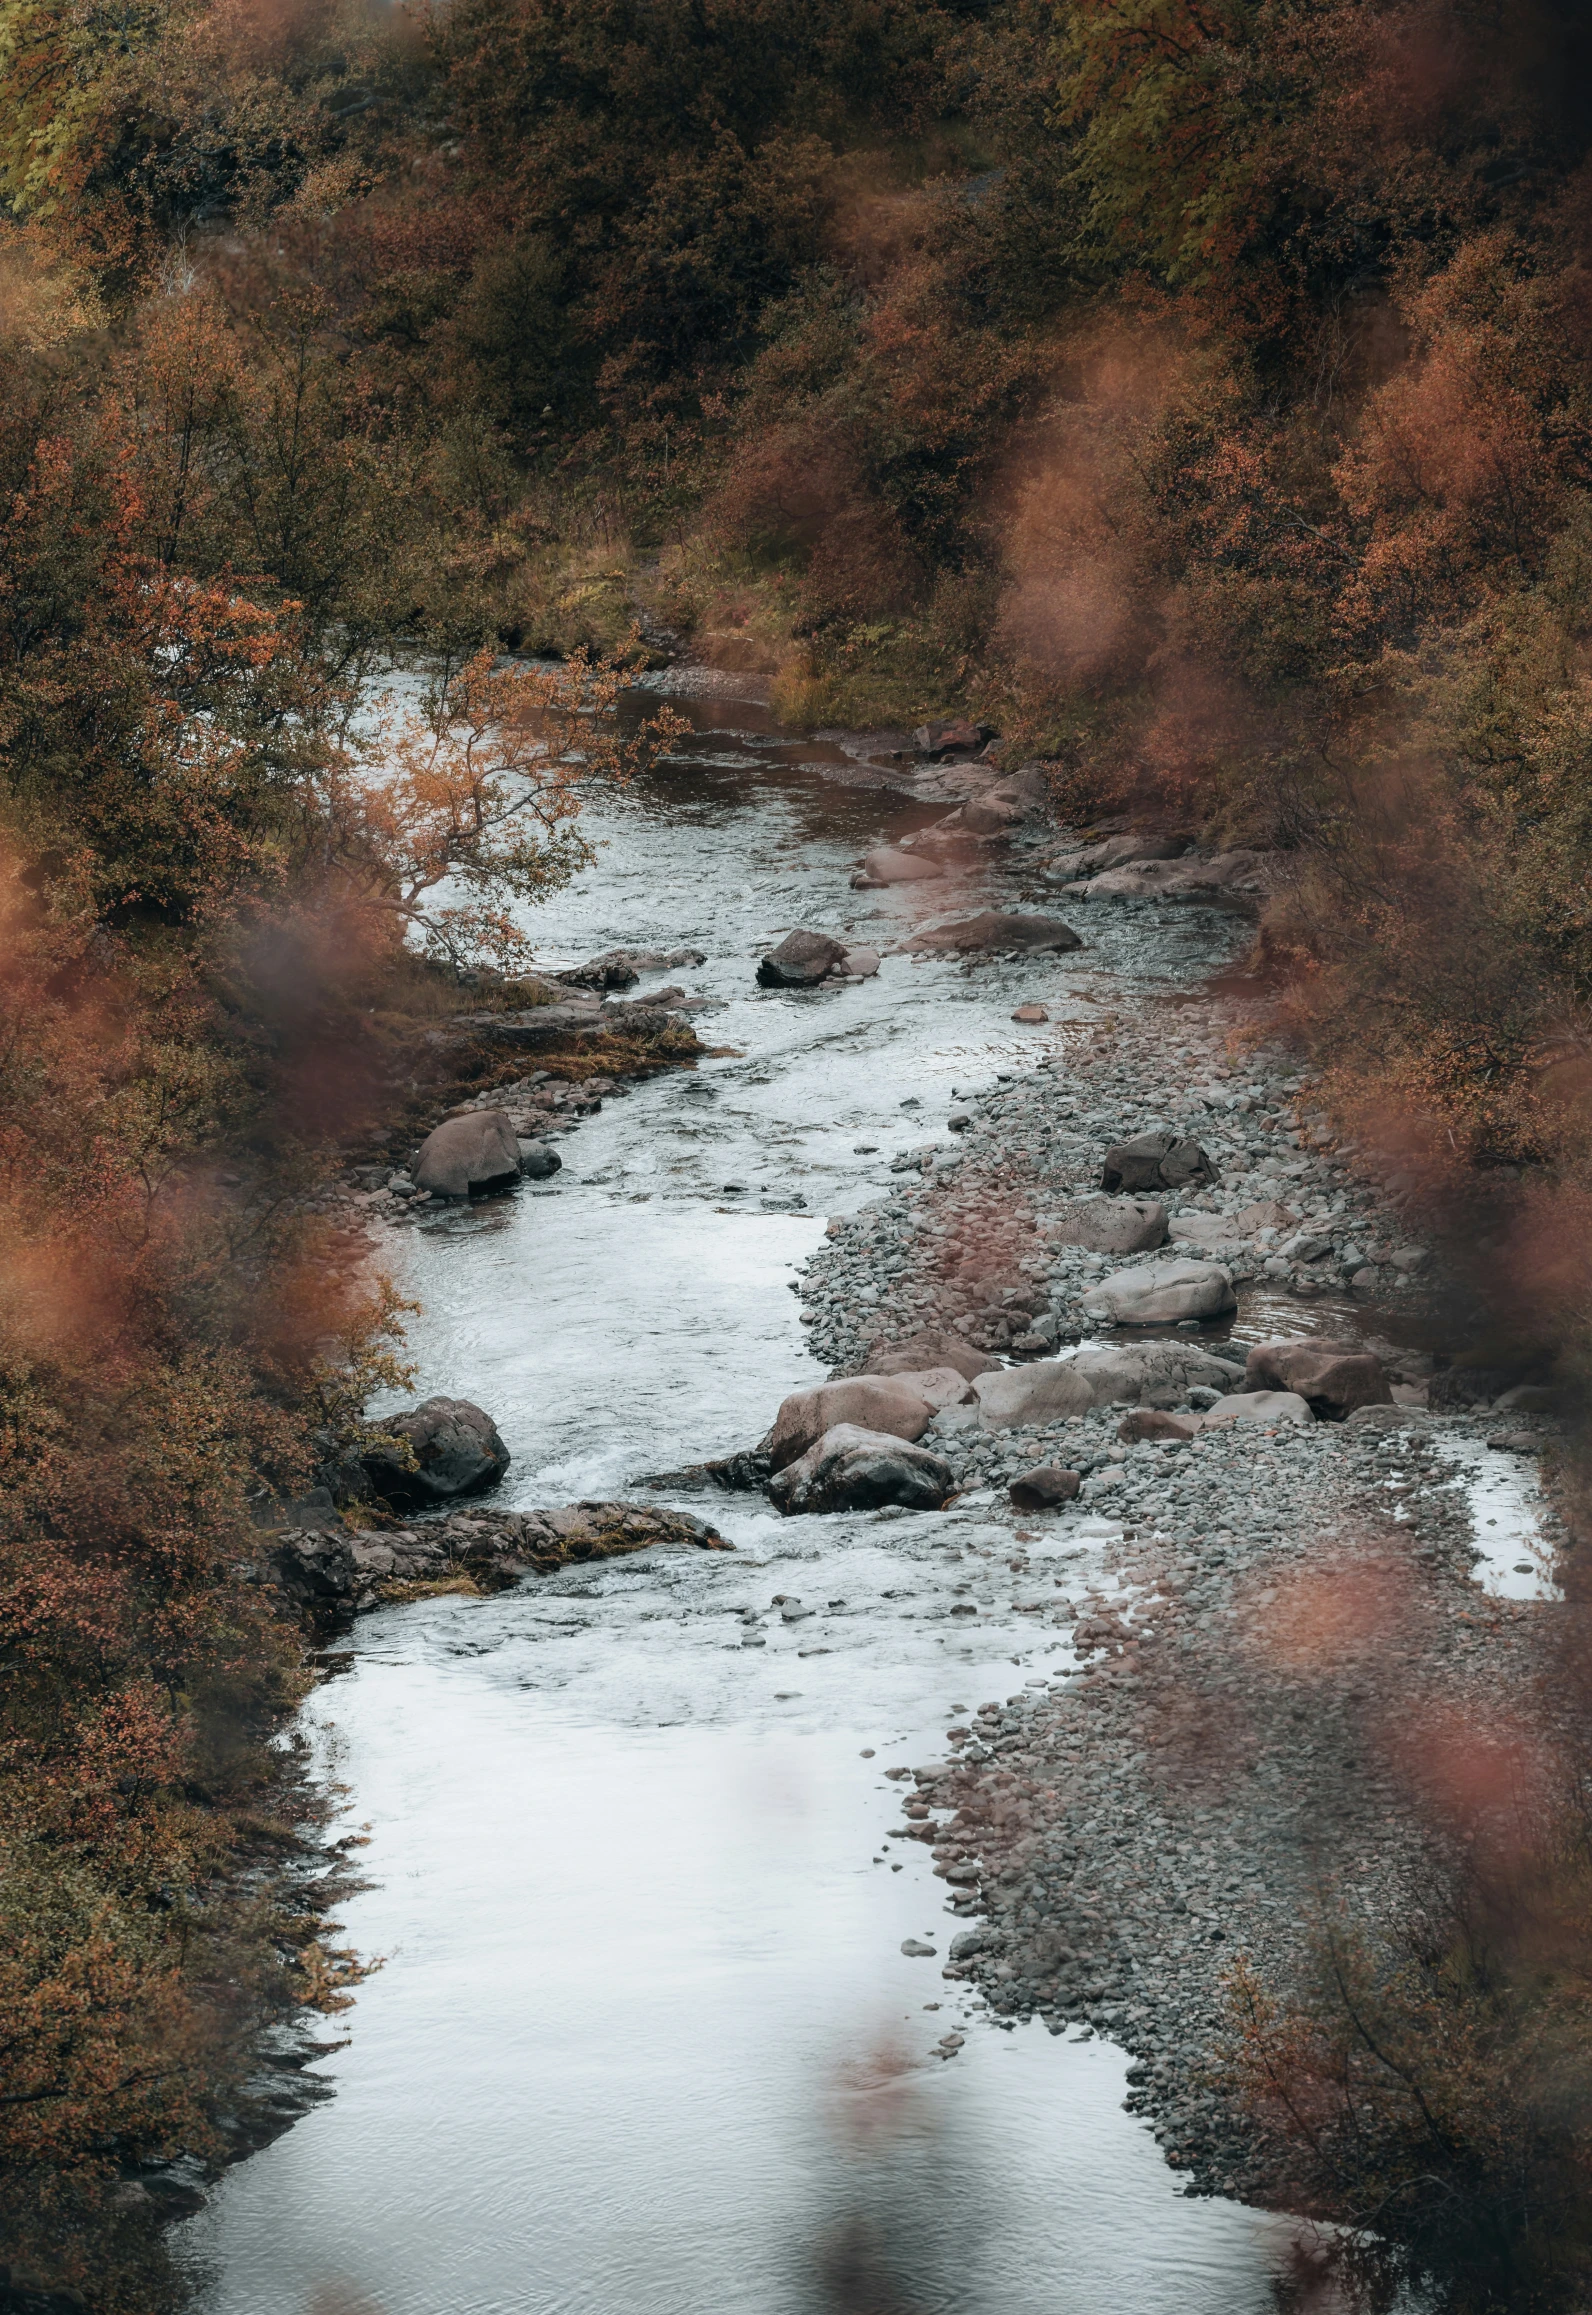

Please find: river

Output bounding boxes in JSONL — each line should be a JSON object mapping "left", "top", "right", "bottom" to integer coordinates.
{"left": 177, "top": 679, "right": 1305, "bottom": 2315}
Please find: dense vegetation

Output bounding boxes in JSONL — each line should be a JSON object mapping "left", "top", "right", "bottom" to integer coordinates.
{"left": 3, "top": 0, "right": 1592, "bottom": 2302}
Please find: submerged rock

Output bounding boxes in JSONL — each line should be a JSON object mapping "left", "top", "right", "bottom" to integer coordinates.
{"left": 769, "top": 1424, "right": 955, "bottom": 1513}
{"left": 517, "top": 1139, "right": 562, "bottom": 1179}
{"left": 905, "top": 911, "right": 1082, "bottom": 955}
{"left": 852, "top": 847, "right": 943, "bottom": 887}
{"left": 757, "top": 930, "right": 848, "bottom": 987}
{"left": 362, "top": 1396, "right": 510, "bottom": 1509}
{"left": 508, "top": 1502, "right": 729, "bottom": 1569}
{"left": 558, "top": 945, "right": 706, "bottom": 990}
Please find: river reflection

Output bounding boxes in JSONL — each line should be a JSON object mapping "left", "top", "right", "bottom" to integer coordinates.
{"left": 178, "top": 687, "right": 1302, "bottom": 2314}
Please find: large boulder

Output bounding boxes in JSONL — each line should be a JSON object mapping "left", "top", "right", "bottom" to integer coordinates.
{"left": 1048, "top": 1195, "right": 1167, "bottom": 1255}
{"left": 885, "top": 1365, "right": 977, "bottom": 1410}
{"left": 867, "top": 1329, "right": 1000, "bottom": 1382}
{"left": 906, "top": 911, "right": 1082, "bottom": 955}
{"left": 1245, "top": 1339, "right": 1393, "bottom": 1415}
{"left": 1080, "top": 1259, "right": 1237, "bottom": 1325}
{"left": 362, "top": 1396, "right": 510, "bottom": 1509}
{"left": 1203, "top": 1390, "right": 1313, "bottom": 1429}
{"left": 1069, "top": 1342, "right": 1242, "bottom": 1405}
{"left": 757, "top": 930, "right": 848, "bottom": 987}
{"left": 852, "top": 847, "right": 943, "bottom": 886}
{"left": 973, "top": 1361, "right": 1094, "bottom": 1428}
{"left": 414, "top": 1110, "right": 523, "bottom": 1198}
{"left": 1100, "top": 1131, "right": 1219, "bottom": 1193}
{"left": 770, "top": 1424, "right": 955, "bottom": 1514}
{"left": 768, "top": 1377, "right": 935, "bottom": 1472}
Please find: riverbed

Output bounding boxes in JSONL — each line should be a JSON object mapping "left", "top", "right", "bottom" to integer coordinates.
{"left": 178, "top": 685, "right": 1308, "bottom": 2314}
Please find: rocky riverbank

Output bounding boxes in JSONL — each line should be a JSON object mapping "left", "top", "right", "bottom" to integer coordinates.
{"left": 787, "top": 933, "right": 1568, "bottom": 2198}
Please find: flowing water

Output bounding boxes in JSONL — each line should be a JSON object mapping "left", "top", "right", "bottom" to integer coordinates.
{"left": 178, "top": 683, "right": 1305, "bottom": 2315}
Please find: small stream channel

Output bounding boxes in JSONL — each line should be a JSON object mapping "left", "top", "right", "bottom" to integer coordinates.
{"left": 179, "top": 682, "right": 1311, "bottom": 2314}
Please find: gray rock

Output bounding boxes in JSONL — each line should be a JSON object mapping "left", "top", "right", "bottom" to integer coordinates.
{"left": 769, "top": 1424, "right": 955, "bottom": 1514}
{"left": 1100, "top": 1131, "right": 1218, "bottom": 1194}
{"left": 914, "top": 717, "right": 990, "bottom": 758}
{"left": 960, "top": 794, "right": 1022, "bottom": 835}
{"left": 1279, "top": 1231, "right": 1334, "bottom": 1263}
{"left": 901, "top": 1938, "right": 938, "bottom": 1957}
{"left": 1009, "top": 1465, "right": 1082, "bottom": 1509}
{"left": 1231, "top": 1198, "right": 1299, "bottom": 1232}
{"left": 559, "top": 945, "right": 706, "bottom": 989}
{"left": 973, "top": 1362, "right": 1094, "bottom": 1428}
{"left": 1044, "top": 831, "right": 1189, "bottom": 880}
{"left": 885, "top": 1365, "right": 977, "bottom": 1410}
{"left": 1068, "top": 1342, "right": 1243, "bottom": 1405}
{"left": 1081, "top": 1259, "right": 1236, "bottom": 1324}
{"left": 1080, "top": 851, "right": 1275, "bottom": 901}
{"left": 757, "top": 930, "right": 848, "bottom": 987}
{"left": 852, "top": 847, "right": 944, "bottom": 886}
{"left": 768, "top": 1377, "right": 936, "bottom": 1472}
{"left": 867, "top": 1329, "right": 1001, "bottom": 1382}
{"left": 905, "top": 911, "right": 1082, "bottom": 955}
{"left": 517, "top": 1138, "right": 562, "bottom": 1179}
{"left": 414, "top": 1110, "right": 523, "bottom": 1197}
{"left": 362, "top": 1396, "right": 510, "bottom": 1509}
{"left": 1048, "top": 1195, "right": 1168, "bottom": 1255}
{"left": 1201, "top": 1390, "right": 1313, "bottom": 1428}
{"left": 265, "top": 1528, "right": 356, "bottom": 1610}
{"left": 1117, "top": 1409, "right": 1203, "bottom": 1442}
{"left": 1494, "top": 1383, "right": 1556, "bottom": 1413}
{"left": 841, "top": 946, "right": 881, "bottom": 977}
{"left": 1245, "top": 1339, "right": 1392, "bottom": 1414}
